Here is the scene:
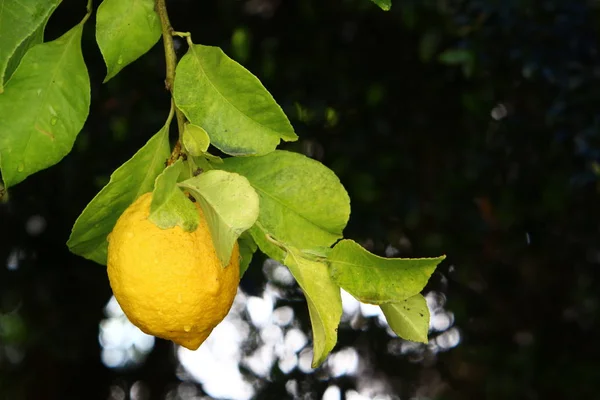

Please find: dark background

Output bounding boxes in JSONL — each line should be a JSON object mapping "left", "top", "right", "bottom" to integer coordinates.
{"left": 2, "top": 0, "right": 600, "bottom": 399}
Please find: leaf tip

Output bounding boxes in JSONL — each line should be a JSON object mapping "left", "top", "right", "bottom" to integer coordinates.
{"left": 311, "top": 353, "right": 327, "bottom": 369}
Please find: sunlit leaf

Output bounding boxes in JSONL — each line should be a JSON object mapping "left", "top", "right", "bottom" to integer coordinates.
{"left": 182, "top": 123, "right": 210, "bottom": 156}
{"left": 370, "top": 0, "right": 392, "bottom": 11}
{"left": 96, "top": 0, "right": 161, "bottom": 82}
{"left": 328, "top": 240, "right": 445, "bottom": 304}
{"left": 0, "top": 11, "right": 91, "bottom": 189}
{"left": 173, "top": 44, "right": 297, "bottom": 156}
{"left": 67, "top": 122, "right": 171, "bottom": 265}
{"left": 0, "top": 0, "right": 60, "bottom": 91}
{"left": 239, "top": 231, "right": 258, "bottom": 277}
{"left": 149, "top": 159, "right": 199, "bottom": 231}
{"left": 179, "top": 170, "right": 259, "bottom": 267}
{"left": 284, "top": 247, "right": 342, "bottom": 368}
{"left": 380, "top": 294, "right": 430, "bottom": 343}
{"left": 219, "top": 150, "right": 350, "bottom": 261}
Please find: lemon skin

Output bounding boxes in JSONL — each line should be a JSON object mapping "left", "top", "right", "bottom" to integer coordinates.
{"left": 107, "top": 192, "right": 240, "bottom": 350}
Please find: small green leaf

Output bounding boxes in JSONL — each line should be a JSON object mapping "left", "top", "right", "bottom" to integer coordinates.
{"left": 328, "top": 240, "right": 445, "bottom": 304}
{"left": 284, "top": 247, "right": 342, "bottom": 368}
{"left": 438, "top": 48, "right": 473, "bottom": 65}
{"left": 370, "top": 0, "right": 392, "bottom": 11}
{"left": 204, "top": 153, "right": 223, "bottom": 164}
{"left": 182, "top": 123, "right": 210, "bottom": 156}
{"left": 149, "top": 159, "right": 199, "bottom": 232}
{"left": 179, "top": 170, "right": 260, "bottom": 267}
{"left": 173, "top": 44, "right": 297, "bottom": 156}
{"left": 67, "top": 121, "right": 171, "bottom": 265}
{"left": 239, "top": 231, "right": 258, "bottom": 277}
{"left": 380, "top": 294, "right": 430, "bottom": 343}
{"left": 231, "top": 27, "right": 251, "bottom": 63}
{"left": 0, "top": 0, "right": 60, "bottom": 91}
{"left": 96, "top": 0, "right": 161, "bottom": 82}
{"left": 220, "top": 150, "right": 350, "bottom": 261}
{"left": 0, "top": 11, "right": 91, "bottom": 189}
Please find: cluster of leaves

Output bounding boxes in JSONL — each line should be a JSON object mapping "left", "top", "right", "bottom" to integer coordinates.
{"left": 0, "top": 0, "right": 443, "bottom": 366}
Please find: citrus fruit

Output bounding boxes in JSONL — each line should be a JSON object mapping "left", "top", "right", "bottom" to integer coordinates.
{"left": 107, "top": 192, "right": 240, "bottom": 350}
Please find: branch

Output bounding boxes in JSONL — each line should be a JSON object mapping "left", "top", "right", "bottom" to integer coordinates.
{"left": 155, "top": 0, "right": 187, "bottom": 163}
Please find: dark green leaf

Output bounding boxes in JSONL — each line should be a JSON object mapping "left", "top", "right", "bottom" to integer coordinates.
{"left": 438, "top": 48, "right": 473, "bottom": 65}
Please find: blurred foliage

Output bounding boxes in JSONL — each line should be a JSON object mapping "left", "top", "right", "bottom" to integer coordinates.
{"left": 2, "top": 0, "right": 600, "bottom": 399}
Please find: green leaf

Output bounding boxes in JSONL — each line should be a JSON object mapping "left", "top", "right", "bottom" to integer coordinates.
{"left": 284, "top": 247, "right": 342, "bottom": 368}
{"left": 438, "top": 48, "right": 473, "bottom": 65}
{"left": 328, "top": 240, "right": 445, "bottom": 304}
{"left": 149, "top": 159, "right": 199, "bottom": 232}
{"left": 173, "top": 44, "right": 297, "bottom": 156}
{"left": 370, "top": 0, "right": 392, "bottom": 11}
{"left": 4, "top": 6, "right": 54, "bottom": 84}
{"left": 238, "top": 231, "right": 258, "bottom": 277}
{"left": 0, "top": 12, "right": 91, "bottom": 189}
{"left": 182, "top": 123, "right": 210, "bottom": 156}
{"left": 231, "top": 27, "right": 251, "bottom": 63}
{"left": 380, "top": 294, "right": 430, "bottom": 343}
{"left": 219, "top": 150, "right": 350, "bottom": 261}
{"left": 179, "top": 170, "right": 260, "bottom": 267}
{"left": 96, "top": 0, "right": 161, "bottom": 82}
{"left": 0, "top": 0, "right": 60, "bottom": 91}
{"left": 67, "top": 121, "right": 171, "bottom": 265}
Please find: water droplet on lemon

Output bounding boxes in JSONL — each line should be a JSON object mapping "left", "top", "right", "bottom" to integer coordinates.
{"left": 183, "top": 325, "right": 191, "bottom": 332}
{"left": 50, "top": 117, "right": 57, "bottom": 126}
{"left": 17, "top": 164, "right": 24, "bottom": 172}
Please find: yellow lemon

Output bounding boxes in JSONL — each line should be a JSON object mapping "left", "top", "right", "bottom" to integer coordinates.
{"left": 107, "top": 192, "right": 239, "bottom": 350}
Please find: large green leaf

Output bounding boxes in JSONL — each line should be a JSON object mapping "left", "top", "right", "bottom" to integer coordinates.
{"left": 173, "top": 44, "right": 297, "bottom": 156}
{"left": 284, "top": 247, "right": 342, "bottom": 368}
{"left": 219, "top": 150, "right": 350, "bottom": 260}
{"left": 95, "top": 0, "right": 161, "bottom": 82}
{"left": 328, "top": 240, "right": 445, "bottom": 304}
{"left": 67, "top": 123, "right": 171, "bottom": 265}
{"left": 179, "top": 170, "right": 260, "bottom": 267}
{"left": 0, "top": 14, "right": 91, "bottom": 189}
{"left": 370, "top": 0, "right": 392, "bottom": 11}
{"left": 0, "top": 0, "right": 60, "bottom": 91}
{"left": 149, "top": 159, "right": 199, "bottom": 232}
{"left": 380, "top": 294, "right": 430, "bottom": 343}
